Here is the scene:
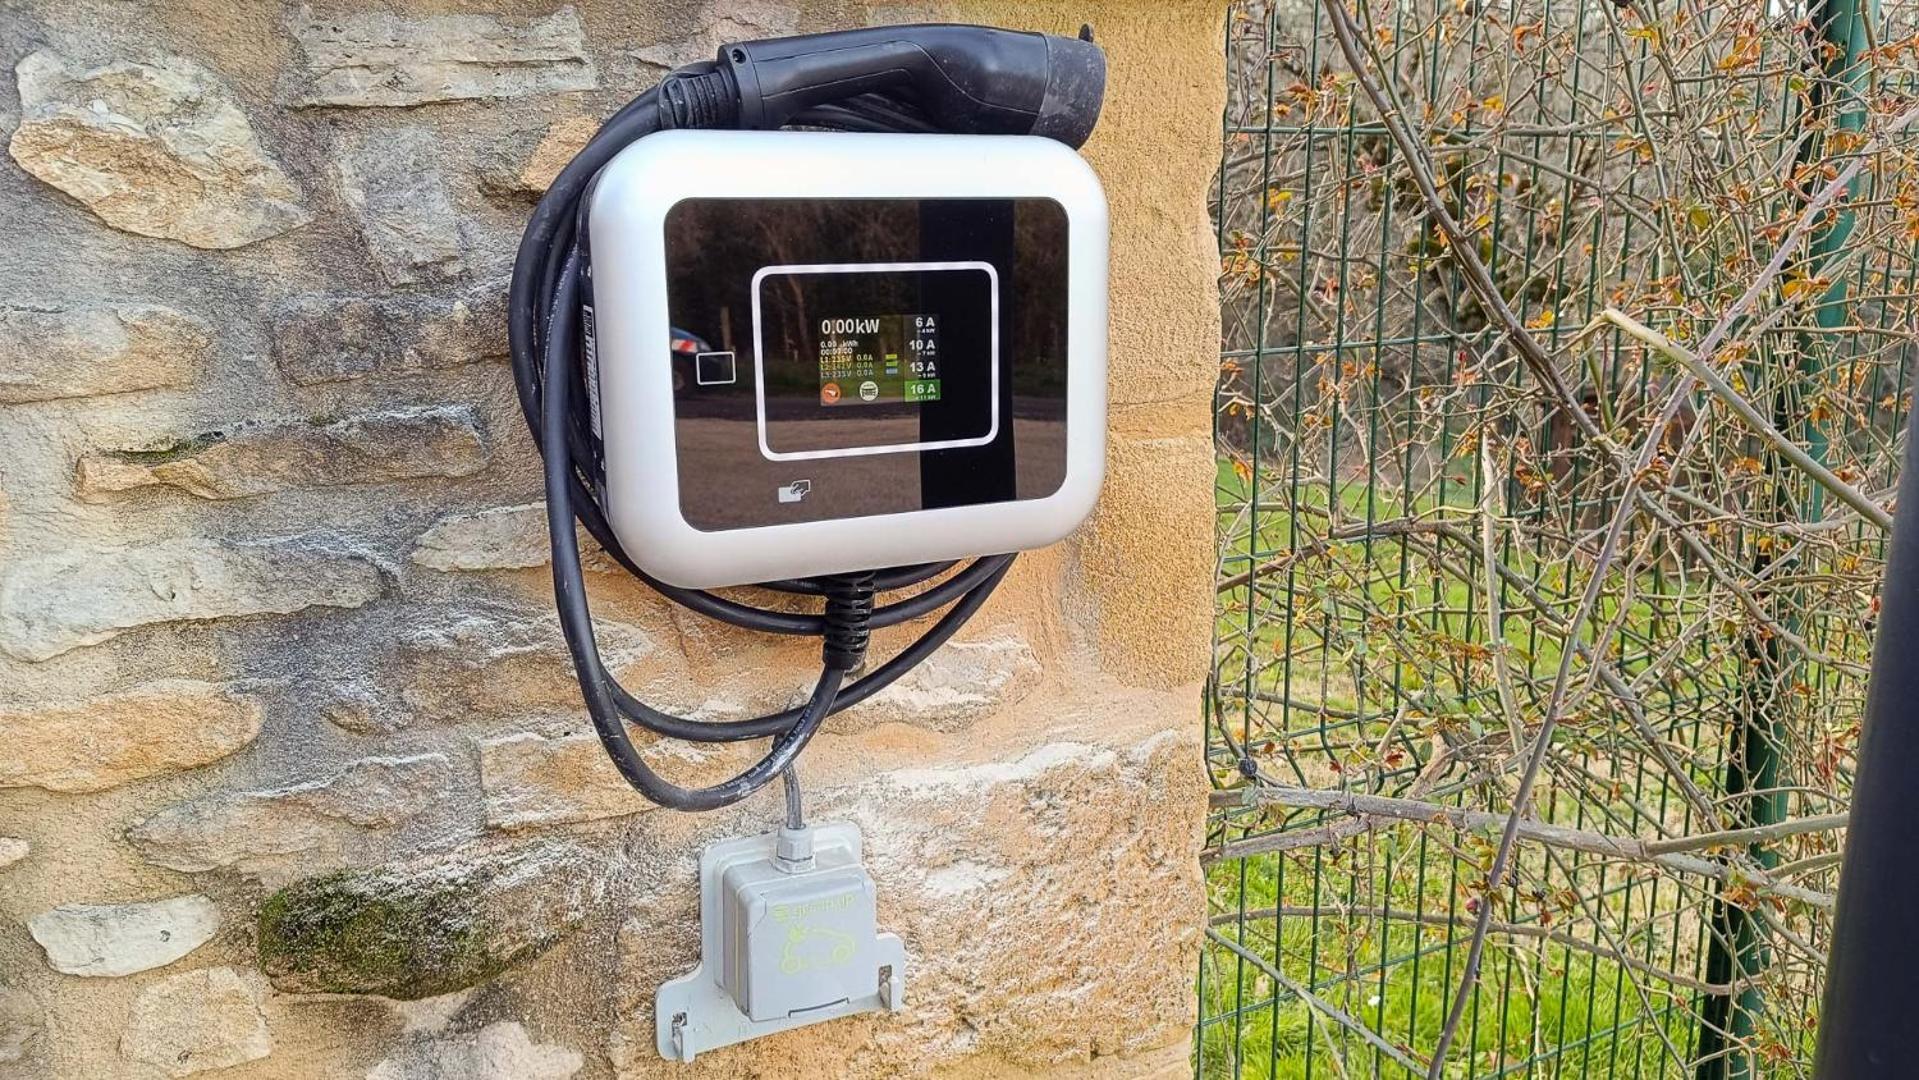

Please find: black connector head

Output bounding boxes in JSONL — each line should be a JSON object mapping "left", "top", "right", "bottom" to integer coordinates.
{"left": 718, "top": 23, "right": 1107, "bottom": 147}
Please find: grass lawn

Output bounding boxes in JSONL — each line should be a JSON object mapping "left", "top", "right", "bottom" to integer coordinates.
{"left": 1202, "top": 457, "right": 1767, "bottom": 1078}
{"left": 1197, "top": 838, "right": 1705, "bottom": 1078}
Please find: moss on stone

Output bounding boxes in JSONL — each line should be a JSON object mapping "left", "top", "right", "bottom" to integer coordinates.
{"left": 257, "top": 868, "right": 516, "bottom": 1000}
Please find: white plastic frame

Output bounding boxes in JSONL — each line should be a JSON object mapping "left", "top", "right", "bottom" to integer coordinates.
{"left": 586, "top": 130, "right": 1108, "bottom": 589}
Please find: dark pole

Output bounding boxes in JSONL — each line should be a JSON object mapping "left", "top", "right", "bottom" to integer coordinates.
{"left": 1813, "top": 419, "right": 1919, "bottom": 1075}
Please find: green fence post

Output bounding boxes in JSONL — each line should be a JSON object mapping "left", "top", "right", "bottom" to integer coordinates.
{"left": 1693, "top": 2, "right": 1872, "bottom": 1076}
{"left": 1801, "top": 0, "right": 1873, "bottom": 504}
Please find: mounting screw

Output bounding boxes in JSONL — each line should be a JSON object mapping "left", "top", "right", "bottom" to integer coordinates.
{"left": 670, "top": 1012, "right": 690, "bottom": 1062}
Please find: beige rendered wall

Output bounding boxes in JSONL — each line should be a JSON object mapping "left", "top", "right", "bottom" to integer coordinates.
{"left": 0, "top": 2, "right": 1225, "bottom": 1077}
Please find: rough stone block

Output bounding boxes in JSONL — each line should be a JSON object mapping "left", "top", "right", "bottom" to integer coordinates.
{"left": 75, "top": 404, "right": 490, "bottom": 501}
{"left": 8, "top": 51, "right": 308, "bottom": 249}
{"left": 257, "top": 841, "right": 600, "bottom": 999}
{"left": 271, "top": 286, "right": 506, "bottom": 385}
{"left": 0, "top": 680, "right": 260, "bottom": 793}
{"left": 477, "top": 731, "right": 745, "bottom": 830}
{"left": 128, "top": 754, "right": 454, "bottom": 874}
{"left": 319, "top": 686, "right": 389, "bottom": 735}
{"left": 335, "top": 128, "right": 466, "bottom": 285}
{"left": 480, "top": 117, "right": 597, "bottom": 199}
{"left": 0, "top": 989, "right": 42, "bottom": 1066}
{"left": 410, "top": 502, "right": 616, "bottom": 574}
{"left": 478, "top": 732, "right": 624, "bottom": 830}
{"left": 1072, "top": 432, "right": 1217, "bottom": 688}
{"left": 120, "top": 967, "right": 271, "bottom": 1077}
{"left": 292, "top": 8, "right": 596, "bottom": 108}
{"left": 0, "top": 539, "right": 383, "bottom": 661}
{"left": 0, "top": 837, "right": 27, "bottom": 869}
{"left": 27, "top": 894, "right": 221, "bottom": 977}
{"left": 395, "top": 610, "right": 651, "bottom": 723}
{"left": 368, "top": 1021, "right": 583, "bottom": 1080}
{"left": 0, "top": 305, "right": 211, "bottom": 404}
{"left": 412, "top": 503, "right": 551, "bottom": 572}
{"left": 855, "top": 634, "right": 1042, "bottom": 732}
{"left": 612, "top": 726, "right": 1206, "bottom": 1076}
{"left": 630, "top": 2, "right": 799, "bottom": 71}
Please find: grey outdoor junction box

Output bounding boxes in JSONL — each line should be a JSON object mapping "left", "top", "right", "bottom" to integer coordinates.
{"left": 657, "top": 822, "right": 904, "bottom": 1061}
{"left": 721, "top": 836, "right": 876, "bottom": 1021}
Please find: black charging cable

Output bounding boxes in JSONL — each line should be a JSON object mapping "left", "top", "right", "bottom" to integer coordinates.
{"left": 508, "top": 24, "right": 1103, "bottom": 813}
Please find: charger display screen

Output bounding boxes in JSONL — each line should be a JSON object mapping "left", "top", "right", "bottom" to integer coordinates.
{"left": 751, "top": 262, "right": 994, "bottom": 459}
{"left": 816, "top": 314, "right": 941, "bottom": 407}
{"left": 662, "top": 196, "right": 1069, "bottom": 532}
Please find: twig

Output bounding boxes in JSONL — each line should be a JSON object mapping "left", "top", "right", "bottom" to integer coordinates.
{"left": 1538, "top": 845, "right": 1699, "bottom": 1074}
{"left": 1597, "top": 307, "right": 1893, "bottom": 529}
{"left": 1641, "top": 813, "right": 1848, "bottom": 857}
{"left": 1206, "top": 784, "right": 1838, "bottom": 910}
{"left": 1313, "top": 2, "right": 1913, "bottom": 1066}
{"left": 1209, "top": 903, "right": 1739, "bottom": 996}
{"left": 1205, "top": 928, "right": 1430, "bottom": 1076}
{"left": 1772, "top": 851, "right": 1844, "bottom": 879}
{"left": 1313, "top": 0, "right": 1588, "bottom": 435}
{"left": 1478, "top": 426, "right": 1524, "bottom": 755}
{"left": 1217, "top": 517, "right": 1457, "bottom": 593}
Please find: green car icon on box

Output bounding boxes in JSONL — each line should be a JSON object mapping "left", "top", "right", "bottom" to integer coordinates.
{"left": 779, "top": 923, "right": 857, "bottom": 975}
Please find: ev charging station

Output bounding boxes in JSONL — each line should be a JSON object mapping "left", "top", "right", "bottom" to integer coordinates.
{"left": 584, "top": 130, "right": 1108, "bottom": 589}
{"left": 505, "top": 23, "right": 1109, "bottom": 1060}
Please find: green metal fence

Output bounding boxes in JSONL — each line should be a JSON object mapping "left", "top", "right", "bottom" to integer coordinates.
{"left": 1199, "top": 0, "right": 1914, "bottom": 1076}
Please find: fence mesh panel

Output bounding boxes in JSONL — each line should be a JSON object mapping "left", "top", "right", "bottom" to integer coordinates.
{"left": 1200, "top": 1, "right": 1918, "bottom": 1076}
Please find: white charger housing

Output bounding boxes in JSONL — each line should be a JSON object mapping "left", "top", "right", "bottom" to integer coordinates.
{"left": 584, "top": 130, "right": 1108, "bottom": 588}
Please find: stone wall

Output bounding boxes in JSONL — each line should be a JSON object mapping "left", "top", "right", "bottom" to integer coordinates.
{"left": 0, "top": 2, "right": 1225, "bottom": 1077}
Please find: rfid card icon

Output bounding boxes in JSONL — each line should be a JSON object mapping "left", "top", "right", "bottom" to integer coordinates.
{"left": 777, "top": 480, "right": 812, "bottom": 503}
{"left": 695, "top": 350, "right": 737, "bottom": 385}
